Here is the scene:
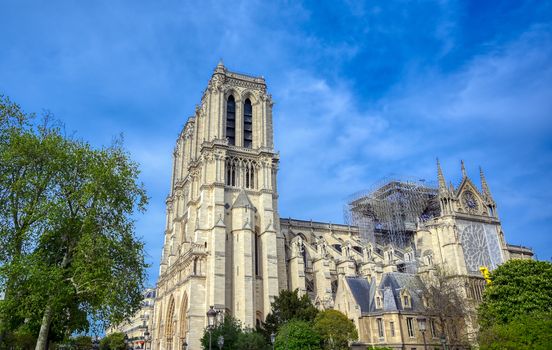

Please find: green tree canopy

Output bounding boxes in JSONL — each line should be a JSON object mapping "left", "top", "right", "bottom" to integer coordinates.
{"left": 274, "top": 320, "right": 321, "bottom": 350}
{"left": 478, "top": 312, "right": 552, "bottom": 350}
{"left": 99, "top": 332, "right": 126, "bottom": 350}
{"left": 200, "top": 316, "right": 243, "bottom": 350}
{"left": 235, "top": 329, "right": 269, "bottom": 350}
{"left": 263, "top": 289, "right": 318, "bottom": 335}
{"left": 313, "top": 310, "right": 357, "bottom": 350}
{"left": 0, "top": 96, "right": 148, "bottom": 350}
{"left": 71, "top": 335, "right": 93, "bottom": 350}
{"left": 0, "top": 327, "right": 36, "bottom": 350}
{"left": 478, "top": 259, "right": 552, "bottom": 328}
{"left": 200, "top": 316, "right": 269, "bottom": 350}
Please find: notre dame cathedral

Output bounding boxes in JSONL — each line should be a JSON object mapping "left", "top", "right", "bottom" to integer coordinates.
{"left": 150, "top": 63, "right": 533, "bottom": 349}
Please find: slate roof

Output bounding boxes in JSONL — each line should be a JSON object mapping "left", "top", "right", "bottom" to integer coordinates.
{"left": 345, "top": 277, "right": 371, "bottom": 313}
{"left": 383, "top": 286, "right": 398, "bottom": 311}
{"left": 343, "top": 272, "right": 426, "bottom": 315}
{"left": 380, "top": 272, "right": 425, "bottom": 312}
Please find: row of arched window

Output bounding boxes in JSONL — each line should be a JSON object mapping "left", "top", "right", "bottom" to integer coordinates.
{"left": 226, "top": 96, "right": 253, "bottom": 148}
{"left": 225, "top": 157, "right": 257, "bottom": 189}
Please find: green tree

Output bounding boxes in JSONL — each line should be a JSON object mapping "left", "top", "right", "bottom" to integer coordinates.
{"left": 1, "top": 327, "right": 36, "bottom": 350}
{"left": 274, "top": 320, "right": 321, "bottom": 350}
{"left": 478, "top": 312, "right": 552, "bottom": 350}
{"left": 200, "top": 316, "right": 242, "bottom": 350}
{"left": 235, "top": 329, "right": 269, "bottom": 350}
{"left": 478, "top": 259, "right": 552, "bottom": 328}
{"left": 71, "top": 335, "right": 93, "bottom": 350}
{"left": 263, "top": 289, "right": 318, "bottom": 336}
{"left": 313, "top": 310, "right": 357, "bottom": 350}
{"left": 99, "top": 332, "right": 126, "bottom": 350}
{"left": 0, "top": 96, "right": 148, "bottom": 350}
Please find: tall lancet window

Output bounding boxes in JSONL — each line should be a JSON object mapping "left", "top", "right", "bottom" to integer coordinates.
{"left": 226, "top": 95, "right": 236, "bottom": 145}
{"left": 243, "top": 99, "right": 253, "bottom": 148}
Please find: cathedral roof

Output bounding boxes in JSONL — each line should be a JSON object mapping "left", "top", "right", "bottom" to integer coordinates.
{"left": 343, "top": 273, "right": 426, "bottom": 315}
{"left": 345, "top": 277, "right": 372, "bottom": 313}
{"left": 379, "top": 272, "right": 425, "bottom": 312}
{"left": 382, "top": 286, "right": 398, "bottom": 311}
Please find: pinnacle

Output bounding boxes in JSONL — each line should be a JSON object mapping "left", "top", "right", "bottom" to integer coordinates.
{"left": 461, "top": 160, "right": 467, "bottom": 178}
{"left": 437, "top": 158, "right": 446, "bottom": 191}
{"left": 480, "top": 166, "right": 493, "bottom": 199}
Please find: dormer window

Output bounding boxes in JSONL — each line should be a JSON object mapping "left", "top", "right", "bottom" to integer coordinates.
{"left": 243, "top": 99, "right": 253, "bottom": 148}
{"left": 226, "top": 96, "right": 236, "bottom": 145}
{"left": 401, "top": 290, "right": 411, "bottom": 308}
{"left": 375, "top": 291, "right": 383, "bottom": 309}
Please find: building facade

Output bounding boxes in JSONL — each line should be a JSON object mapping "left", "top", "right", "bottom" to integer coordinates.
{"left": 151, "top": 64, "right": 533, "bottom": 350}
{"left": 152, "top": 63, "right": 285, "bottom": 350}
{"left": 107, "top": 288, "right": 156, "bottom": 349}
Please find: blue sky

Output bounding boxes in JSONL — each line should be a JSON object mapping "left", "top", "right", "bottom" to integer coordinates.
{"left": 1, "top": 0, "right": 551, "bottom": 285}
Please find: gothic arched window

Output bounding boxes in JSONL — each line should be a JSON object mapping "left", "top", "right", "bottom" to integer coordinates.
{"left": 244, "top": 162, "right": 256, "bottom": 189}
{"left": 225, "top": 158, "right": 236, "bottom": 187}
{"left": 226, "top": 96, "right": 236, "bottom": 145}
{"left": 243, "top": 99, "right": 253, "bottom": 148}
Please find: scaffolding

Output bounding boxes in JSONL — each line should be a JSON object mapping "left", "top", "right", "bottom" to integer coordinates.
{"left": 345, "top": 178, "right": 440, "bottom": 248}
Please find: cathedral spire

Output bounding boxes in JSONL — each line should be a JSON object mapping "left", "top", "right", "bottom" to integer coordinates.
{"left": 437, "top": 158, "right": 447, "bottom": 192}
{"left": 461, "top": 160, "right": 467, "bottom": 178}
{"left": 480, "top": 166, "right": 493, "bottom": 201}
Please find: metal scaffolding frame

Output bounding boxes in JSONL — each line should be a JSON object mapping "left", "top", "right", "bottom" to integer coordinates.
{"left": 345, "top": 178, "right": 440, "bottom": 248}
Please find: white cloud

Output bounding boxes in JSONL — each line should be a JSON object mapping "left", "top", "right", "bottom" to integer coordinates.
{"left": 389, "top": 24, "right": 552, "bottom": 128}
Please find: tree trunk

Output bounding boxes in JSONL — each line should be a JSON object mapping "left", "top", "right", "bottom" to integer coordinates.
{"left": 35, "top": 304, "right": 53, "bottom": 350}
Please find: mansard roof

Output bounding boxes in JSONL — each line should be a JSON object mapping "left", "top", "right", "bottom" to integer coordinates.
{"left": 382, "top": 286, "right": 398, "bottom": 311}
{"left": 343, "top": 273, "right": 426, "bottom": 315}
{"left": 379, "top": 272, "right": 425, "bottom": 312}
{"left": 345, "top": 277, "right": 372, "bottom": 313}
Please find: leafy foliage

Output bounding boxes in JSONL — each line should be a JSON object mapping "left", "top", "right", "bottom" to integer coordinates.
{"left": 200, "top": 316, "right": 243, "bottom": 350}
{"left": 274, "top": 320, "right": 321, "bottom": 350}
{"left": 478, "top": 312, "right": 552, "bottom": 350}
{"left": 235, "top": 329, "right": 270, "bottom": 350}
{"left": 99, "top": 332, "right": 126, "bottom": 350}
{"left": 0, "top": 96, "right": 148, "bottom": 349}
{"left": 263, "top": 289, "right": 319, "bottom": 335}
{"left": 313, "top": 310, "right": 357, "bottom": 350}
{"left": 71, "top": 335, "right": 93, "bottom": 350}
{"left": 478, "top": 259, "right": 552, "bottom": 328}
{"left": 0, "top": 327, "right": 37, "bottom": 350}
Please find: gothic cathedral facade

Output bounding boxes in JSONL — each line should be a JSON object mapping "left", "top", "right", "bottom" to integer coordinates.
{"left": 151, "top": 64, "right": 532, "bottom": 350}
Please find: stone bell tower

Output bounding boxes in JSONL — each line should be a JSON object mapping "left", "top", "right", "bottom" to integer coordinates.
{"left": 153, "top": 63, "right": 286, "bottom": 350}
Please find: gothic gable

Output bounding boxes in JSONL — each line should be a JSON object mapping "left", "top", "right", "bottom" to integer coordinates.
{"left": 455, "top": 178, "right": 487, "bottom": 216}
